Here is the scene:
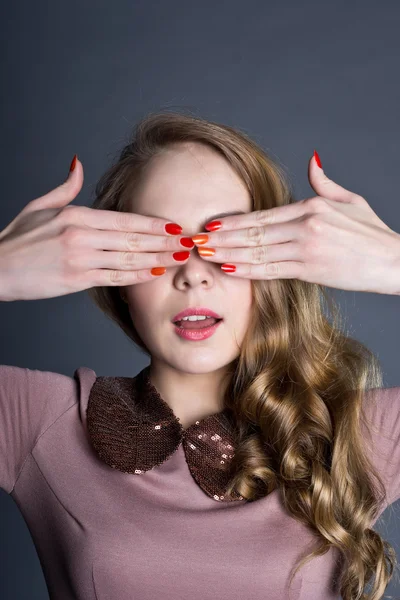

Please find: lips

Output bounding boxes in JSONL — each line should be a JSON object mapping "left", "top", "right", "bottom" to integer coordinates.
{"left": 174, "top": 317, "right": 222, "bottom": 329}
{"left": 172, "top": 318, "right": 223, "bottom": 340}
{"left": 171, "top": 307, "right": 223, "bottom": 322}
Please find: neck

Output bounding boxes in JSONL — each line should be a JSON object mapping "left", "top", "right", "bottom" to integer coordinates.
{"left": 148, "top": 361, "right": 230, "bottom": 430}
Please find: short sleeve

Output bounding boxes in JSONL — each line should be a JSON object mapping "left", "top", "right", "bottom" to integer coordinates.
{"left": 0, "top": 365, "right": 79, "bottom": 494}
{"left": 361, "top": 386, "right": 400, "bottom": 509}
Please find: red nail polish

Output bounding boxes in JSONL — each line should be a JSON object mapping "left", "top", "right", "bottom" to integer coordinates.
{"left": 179, "top": 237, "right": 195, "bottom": 248}
{"left": 173, "top": 251, "right": 190, "bottom": 261}
{"left": 69, "top": 154, "right": 77, "bottom": 174}
{"left": 165, "top": 223, "right": 182, "bottom": 235}
{"left": 205, "top": 220, "right": 222, "bottom": 232}
{"left": 221, "top": 264, "right": 236, "bottom": 273}
{"left": 314, "top": 150, "right": 322, "bottom": 169}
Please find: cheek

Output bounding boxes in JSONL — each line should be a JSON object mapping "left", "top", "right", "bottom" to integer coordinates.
{"left": 126, "top": 283, "right": 165, "bottom": 324}
{"left": 229, "top": 279, "right": 253, "bottom": 312}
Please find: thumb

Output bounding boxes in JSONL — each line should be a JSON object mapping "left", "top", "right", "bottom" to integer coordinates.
{"left": 29, "top": 155, "right": 84, "bottom": 211}
{"left": 308, "top": 151, "right": 354, "bottom": 203}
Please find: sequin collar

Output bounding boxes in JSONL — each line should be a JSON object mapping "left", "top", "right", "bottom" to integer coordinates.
{"left": 86, "top": 365, "right": 245, "bottom": 503}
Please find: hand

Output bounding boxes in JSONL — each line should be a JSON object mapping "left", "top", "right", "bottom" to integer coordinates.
{"left": 191, "top": 152, "right": 400, "bottom": 295}
{"left": 0, "top": 157, "right": 192, "bottom": 302}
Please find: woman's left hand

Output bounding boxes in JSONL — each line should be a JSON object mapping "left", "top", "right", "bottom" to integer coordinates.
{"left": 191, "top": 152, "right": 400, "bottom": 295}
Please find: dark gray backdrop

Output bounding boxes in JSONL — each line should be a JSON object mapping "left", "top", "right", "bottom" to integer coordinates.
{"left": 1, "top": 0, "right": 400, "bottom": 597}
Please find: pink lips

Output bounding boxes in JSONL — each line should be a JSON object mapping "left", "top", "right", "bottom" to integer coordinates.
{"left": 172, "top": 319, "right": 223, "bottom": 340}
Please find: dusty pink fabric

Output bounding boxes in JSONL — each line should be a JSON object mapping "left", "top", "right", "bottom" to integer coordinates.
{"left": 0, "top": 364, "right": 399, "bottom": 600}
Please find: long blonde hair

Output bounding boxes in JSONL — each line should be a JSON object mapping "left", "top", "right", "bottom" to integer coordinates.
{"left": 87, "top": 110, "right": 397, "bottom": 599}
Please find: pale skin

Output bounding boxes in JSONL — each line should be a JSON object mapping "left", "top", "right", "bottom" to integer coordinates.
{"left": 0, "top": 142, "right": 254, "bottom": 430}
{"left": 196, "top": 155, "right": 400, "bottom": 296}
{"left": 1, "top": 144, "right": 399, "bottom": 431}
{"left": 124, "top": 143, "right": 400, "bottom": 429}
{"left": 123, "top": 142, "right": 253, "bottom": 430}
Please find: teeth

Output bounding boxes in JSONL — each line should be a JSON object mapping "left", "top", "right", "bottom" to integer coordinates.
{"left": 181, "top": 315, "right": 208, "bottom": 321}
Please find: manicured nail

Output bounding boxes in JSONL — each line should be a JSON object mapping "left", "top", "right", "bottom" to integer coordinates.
{"left": 165, "top": 223, "right": 182, "bottom": 235}
{"left": 221, "top": 264, "right": 236, "bottom": 272}
{"left": 180, "top": 237, "right": 195, "bottom": 248}
{"left": 314, "top": 150, "right": 322, "bottom": 169}
{"left": 204, "top": 220, "right": 222, "bottom": 232}
{"left": 198, "top": 247, "right": 215, "bottom": 256}
{"left": 151, "top": 267, "right": 166, "bottom": 276}
{"left": 69, "top": 154, "right": 77, "bottom": 175}
{"left": 191, "top": 234, "right": 209, "bottom": 245}
{"left": 173, "top": 251, "right": 191, "bottom": 261}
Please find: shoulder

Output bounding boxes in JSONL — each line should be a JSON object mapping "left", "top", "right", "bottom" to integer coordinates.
{"left": 361, "top": 386, "right": 400, "bottom": 432}
{"left": 360, "top": 385, "right": 400, "bottom": 508}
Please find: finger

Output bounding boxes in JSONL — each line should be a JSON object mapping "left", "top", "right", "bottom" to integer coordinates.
{"left": 199, "top": 203, "right": 306, "bottom": 237}
{"left": 75, "top": 228, "right": 193, "bottom": 253}
{"left": 87, "top": 266, "right": 170, "bottom": 288}
{"left": 70, "top": 205, "right": 183, "bottom": 238}
{"left": 86, "top": 247, "right": 192, "bottom": 270}
{"left": 26, "top": 156, "right": 84, "bottom": 212}
{"left": 218, "top": 260, "right": 305, "bottom": 281}
{"left": 194, "top": 219, "right": 301, "bottom": 249}
{"left": 197, "top": 240, "right": 301, "bottom": 264}
{"left": 308, "top": 153, "right": 359, "bottom": 204}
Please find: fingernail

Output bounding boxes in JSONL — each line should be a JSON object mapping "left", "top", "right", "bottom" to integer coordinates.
{"left": 221, "top": 264, "right": 236, "bottom": 272}
{"left": 314, "top": 150, "right": 322, "bottom": 169}
{"left": 179, "top": 237, "right": 195, "bottom": 248}
{"left": 173, "top": 251, "right": 190, "bottom": 261}
{"left": 191, "top": 234, "right": 209, "bottom": 245}
{"left": 198, "top": 247, "right": 215, "bottom": 256}
{"left": 204, "top": 220, "right": 222, "bottom": 232}
{"left": 165, "top": 223, "right": 182, "bottom": 235}
{"left": 68, "top": 154, "right": 77, "bottom": 175}
{"left": 151, "top": 267, "right": 166, "bottom": 276}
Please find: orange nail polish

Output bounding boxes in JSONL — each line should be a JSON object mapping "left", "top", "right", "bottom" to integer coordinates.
{"left": 198, "top": 247, "right": 215, "bottom": 256}
{"left": 191, "top": 234, "right": 209, "bottom": 245}
{"left": 151, "top": 267, "right": 166, "bottom": 276}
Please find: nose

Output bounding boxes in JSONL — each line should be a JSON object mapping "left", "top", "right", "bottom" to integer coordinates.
{"left": 173, "top": 243, "right": 218, "bottom": 285}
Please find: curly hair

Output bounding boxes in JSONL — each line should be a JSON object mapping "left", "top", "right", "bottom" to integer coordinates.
{"left": 87, "top": 110, "right": 397, "bottom": 599}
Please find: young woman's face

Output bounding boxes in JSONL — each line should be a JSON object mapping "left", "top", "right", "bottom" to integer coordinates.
{"left": 124, "top": 141, "right": 253, "bottom": 375}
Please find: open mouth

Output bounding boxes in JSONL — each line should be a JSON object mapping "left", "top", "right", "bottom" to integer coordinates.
{"left": 173, "top": 317, "right": 223, "bottom": 330}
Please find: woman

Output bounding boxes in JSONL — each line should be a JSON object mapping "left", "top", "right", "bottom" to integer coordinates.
{"left": 0, "top": 111, "right": 399, "bottom": 599}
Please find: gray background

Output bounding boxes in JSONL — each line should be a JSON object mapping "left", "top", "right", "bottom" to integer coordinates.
{"left": 1, "top": 0, "right": 400, "bottom": 597}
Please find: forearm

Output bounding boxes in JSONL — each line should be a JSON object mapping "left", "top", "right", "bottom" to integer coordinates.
{"left": 394, "top": 232, "right": 400, "bottom": 296}
{"left": 0, "top": 248, "right": 14, "bottom": 302}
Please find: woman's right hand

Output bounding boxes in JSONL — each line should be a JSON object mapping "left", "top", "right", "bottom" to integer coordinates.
{"left": 0, "top": 156, "right": 193, "bottom": 302}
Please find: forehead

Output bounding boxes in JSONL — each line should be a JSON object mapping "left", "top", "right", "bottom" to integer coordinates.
{"left": 131, "top": 142, "right": 251, "bottom": 213}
